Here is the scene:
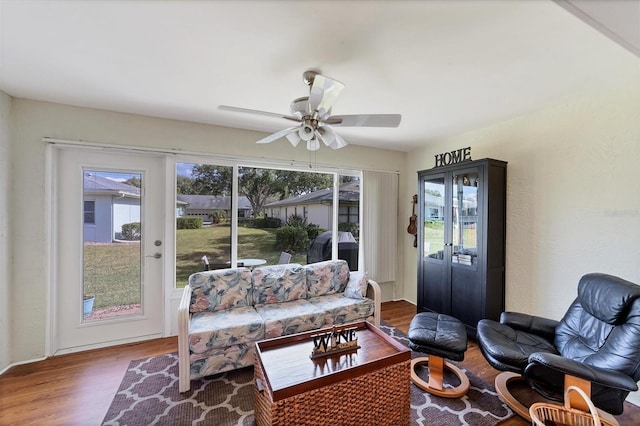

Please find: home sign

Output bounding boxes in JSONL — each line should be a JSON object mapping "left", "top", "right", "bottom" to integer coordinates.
{"left": 434, "top": 147, "right": 472, "bottom": 167}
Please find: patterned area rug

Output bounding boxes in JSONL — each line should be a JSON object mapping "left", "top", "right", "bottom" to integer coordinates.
{"left": 103, "top": 323, "right": 513, "bottom": 425}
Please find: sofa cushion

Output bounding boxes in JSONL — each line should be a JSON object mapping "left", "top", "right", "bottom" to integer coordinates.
{"left": 308, "top": 293, "right": 375, "bottom": 325}
{"left": 189, "top": 267, "right": 253, "bottom": 313}
{"left": 189, "top": 343, "right": 255, "bottom": 380}
{"left": 252, "top": 263, "right": 306, "bottom": 304}
{"left": 305, "top": 260, "right": 350, "bottom": 297}
{"left": 344, "top": 271, "right": 369, "bottom": 299}
{"left": 189, "top": 306, "right": 264, "bottom": 352}
{"left": 255, "top": 299, "right": 326, "bottom": 339}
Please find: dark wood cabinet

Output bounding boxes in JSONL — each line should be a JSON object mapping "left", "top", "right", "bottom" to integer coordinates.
{"left": 417, "top": 158, "right": 507, "bottom": 337}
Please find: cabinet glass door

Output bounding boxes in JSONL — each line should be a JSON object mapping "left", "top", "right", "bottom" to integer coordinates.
{"left": 423, "top": 176, "right": 446, "bottom": 260}
{"left": 451, "top": 172, "right": 479, "bottom": 266}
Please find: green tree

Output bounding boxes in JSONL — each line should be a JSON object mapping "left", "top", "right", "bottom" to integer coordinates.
{"left": 176, "top": 175, "right": 195, "bottom": 194}
{"left": 239, "top": 167, "right": 280, "bottom": 218}
{"left": 191, "top": 165, "right": 232, "bottom": 195}
{"left": 275, "top": 171, "right": 333, "bottom": 199}
{"left": 124, "top": 176, "right": 142, "bottom": 188}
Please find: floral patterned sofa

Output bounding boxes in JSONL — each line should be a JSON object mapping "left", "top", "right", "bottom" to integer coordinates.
{"left": 177, "top": 259, "right": 381, "bottom": 392}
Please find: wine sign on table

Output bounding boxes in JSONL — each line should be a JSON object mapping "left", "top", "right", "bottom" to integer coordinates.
{"left": 310, "top": 326, "right": 360, "bottom": 359}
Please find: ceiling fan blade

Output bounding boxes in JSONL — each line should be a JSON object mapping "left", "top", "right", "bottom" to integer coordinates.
{"left": 315, "top": 129, "right": 332, "bottom": 147}
{"left": 324, "top": 114, "right": 401, "bottom": 127}
{"left": 219, "top": 105, "right": 301, "bottom": 123}
{"left": 285, "top": 131, "right": 301, "bottom": 147}
{"left": 317, "top": 126, "right": 348, "bottom": 150}
{"left": 329, "top": 132, "right": 348, "bottom": 150}
{"left": 256, "top": 126, "right": 299, "bottom": 144}
{"left": 308, "top": 74, "right": 345, "bottom": 118}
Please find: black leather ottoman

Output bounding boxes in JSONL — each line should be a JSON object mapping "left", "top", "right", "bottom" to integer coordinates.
{"left": 408, "top": 312, "right": 469, "bottom": 398}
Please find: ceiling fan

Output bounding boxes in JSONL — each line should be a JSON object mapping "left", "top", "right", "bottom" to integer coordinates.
{"left": 219, "top": 70, "right": 401, "bottom": 151}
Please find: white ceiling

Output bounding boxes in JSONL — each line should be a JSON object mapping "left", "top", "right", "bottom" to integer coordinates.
{"left": 1, "top": 0, "right": 638, "bottom": 152}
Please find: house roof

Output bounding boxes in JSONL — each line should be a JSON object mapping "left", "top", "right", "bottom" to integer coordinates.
{"left": 266, "top": 181, "right": 360, "bottom": 208}
{"left": 176, "top": 194, "right": 252, "bottom": 210}
{"left": 83, "top": 174, "right": 140, "bottom": 197}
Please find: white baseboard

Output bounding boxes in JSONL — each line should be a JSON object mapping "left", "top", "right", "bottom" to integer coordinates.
{"left": 52, "top": 333, "right": 164, "bottom": 356}
{"left": 385, "top": 297, "right": 416, "bottom": 305}
{"left": 0, "top": 355, "right": 48, "bottom": 375}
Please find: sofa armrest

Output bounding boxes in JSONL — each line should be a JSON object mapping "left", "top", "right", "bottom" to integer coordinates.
{"left": 178, "top": 285, "right": 192, "bottom": 392}
{"left": 366, "top": 279, "right": 381, "bottom": 328}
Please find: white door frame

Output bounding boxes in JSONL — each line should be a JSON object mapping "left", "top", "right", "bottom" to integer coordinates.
{"left": 49, "top": 145, "right": 167, "bottom": 355}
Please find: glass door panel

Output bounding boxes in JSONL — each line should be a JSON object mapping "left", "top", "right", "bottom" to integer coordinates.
{"left": 338, "top": 175, "right": 360, "bottom": 271}
{"left": 83, "top": 170, "right": 142, "bottom": 321}
{"left": 423, "top": 176, "right": 446, "bottom": 260}
{"left": 451, "top": 172, "right": 479, "bottom": 266}
{"left": 175, "top": 162, "right": 232, "bottom": 288}
{"left": 55, "top": 148, "right": 164, "bottom": 353}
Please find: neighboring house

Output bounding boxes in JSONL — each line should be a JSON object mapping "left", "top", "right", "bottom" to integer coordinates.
{"left": 424, "top": 189, "right": 478, "bottom": 222}
{"left": 83, "top": 173, "right": 141, "bottom": 243}
{"left": 176, "top": 194, "right": 253, "bottom": 221}
{"left": 265, "top": 181, "right": 360, "bottom": 230}
{"left": 84, "top": 181, "right": 254, "bottom": 243}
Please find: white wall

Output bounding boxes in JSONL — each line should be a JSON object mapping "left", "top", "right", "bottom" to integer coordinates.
{"left": 7, "top": 98, "right": 405, "bottom": 364}
{"left": 403, "top": 83, "right": 640, "bottom": 405}
{"left": 0, "top": 92, "right": 13, "bottom": 373}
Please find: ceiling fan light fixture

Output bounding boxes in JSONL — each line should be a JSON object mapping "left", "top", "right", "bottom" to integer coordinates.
{"left": 307, "top": 138, "right": 320, "bottom": 151}
{"left": 298, "top": 123, "right": 315, "bottom": 141}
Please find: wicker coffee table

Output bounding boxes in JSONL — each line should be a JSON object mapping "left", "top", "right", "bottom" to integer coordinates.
{"left": 254, "top": 321, "right": 411, "bottom": 426}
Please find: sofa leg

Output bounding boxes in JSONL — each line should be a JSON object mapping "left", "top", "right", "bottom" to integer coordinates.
{"left": 179, "top": 374, "right": 191, "bottom": 393}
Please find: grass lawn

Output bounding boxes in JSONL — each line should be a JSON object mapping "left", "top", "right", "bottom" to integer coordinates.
{"left": 85, "top": 226, "right": 308, "bottom": 309}
{"left": 84, "top": 242, "right": 141, "bottom": 309}
{"left": 176, "top": 225, "right": 305, "bottom": 288}
{"left": 423, "top": 221, "right": 477, "bottom": 255}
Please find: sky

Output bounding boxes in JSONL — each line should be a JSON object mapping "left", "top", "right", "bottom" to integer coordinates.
{"left": 85, "top": 170, "right": 139, "bottom": 182}
{"left": 177, "top": 163, "right": 194, "bottom": 177}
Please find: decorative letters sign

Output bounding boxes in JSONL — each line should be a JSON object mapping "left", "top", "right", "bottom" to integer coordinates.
{"left": 310, "top": 326, "right": 360, "bottom": 359}
{"left": 434, "top": 147, "right": 472, "bottom": 167}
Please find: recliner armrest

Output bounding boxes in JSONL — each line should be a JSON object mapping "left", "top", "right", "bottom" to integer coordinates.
{"left": 527, "top": 352, "right": 639, "bottom": 392}
{"left": 500, "top": 311, "right": 559, "bottom": 341}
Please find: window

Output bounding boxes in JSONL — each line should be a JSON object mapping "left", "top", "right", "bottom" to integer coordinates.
{"left": 84, "top": 200, "right": 95, "bottom": 224}
{"left": 339, "top": 206, "right": 359, "bottom": 224}
{"left": 175, "top": 162, "right": 232, "bottom": 288}
{"left": 174, "top": 161, "right": 362, "bottom": 287}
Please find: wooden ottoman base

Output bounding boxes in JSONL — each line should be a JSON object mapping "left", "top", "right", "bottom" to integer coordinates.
{"left": 411, "top": 355, "right": 470, "bottom": 398}
{"left": 495, "top": 371, "right": 620, "bottom": 426}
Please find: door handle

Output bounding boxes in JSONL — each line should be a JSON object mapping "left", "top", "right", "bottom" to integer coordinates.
{"left": 146, "top": 253, "right": 162, "bottom": 259}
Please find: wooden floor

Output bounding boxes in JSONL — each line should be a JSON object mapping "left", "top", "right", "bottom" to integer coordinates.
{"left": 0, "top": 300, "right": 638, "bottom": 425}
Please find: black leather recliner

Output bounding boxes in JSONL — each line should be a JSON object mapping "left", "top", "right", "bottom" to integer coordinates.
{"left": 477, "top": 273, "right": 640, "bottom": 418}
